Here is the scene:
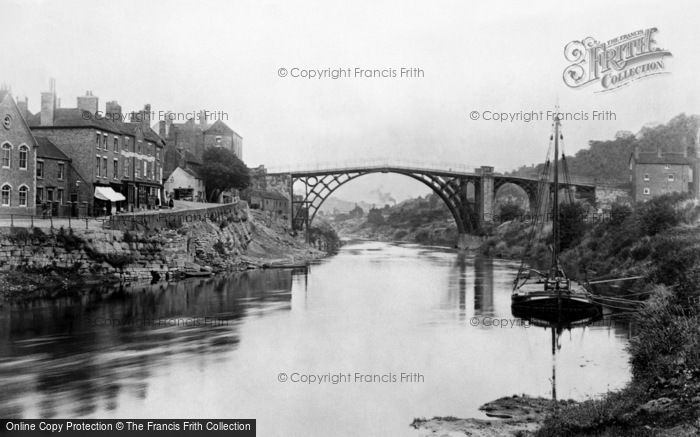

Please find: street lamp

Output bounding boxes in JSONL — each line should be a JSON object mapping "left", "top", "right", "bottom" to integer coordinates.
{"left": 75, "top": 180, "right": 81, "bottom": 217}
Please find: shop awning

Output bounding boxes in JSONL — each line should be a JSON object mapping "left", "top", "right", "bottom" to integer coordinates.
{"left": 94, "top": 186, "right": 126, "bottom": 202}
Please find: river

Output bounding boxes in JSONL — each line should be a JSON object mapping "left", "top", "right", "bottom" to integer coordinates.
{"left": 0, "top": 241, "right": 632, "bottom": 436}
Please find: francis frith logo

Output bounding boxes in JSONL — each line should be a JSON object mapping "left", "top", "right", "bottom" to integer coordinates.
{"left": 563, "top": 28, "right": 672, "bottom": 92}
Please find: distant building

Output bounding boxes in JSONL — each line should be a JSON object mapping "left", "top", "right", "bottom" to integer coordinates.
{"left": 629, "top": 144, "right": 699, "bottom": 202}
{"left": 0, "top": 89, "right": 37, "bottom": 215}
{"left": 243, "top": 188, "right": 289, "bottom": 215}
{"left": 158, "top": 112, "right": 243, "bottom": 204}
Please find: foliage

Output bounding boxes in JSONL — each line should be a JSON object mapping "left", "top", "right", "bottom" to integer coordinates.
{"left": 636, "top": 192, "right": 688, "bottom": 236}
{"left": 557, "top": 202, "right": 587, "bottom": 251}
{"left": 609, "top": 203, "right": 632, "bottom": 227}
{"left": 499, "top": 203, "right": 524, "bottom": 222}
{"left": 366, "top": 208, "right": 385, "bottom": 225}
{"left": 200, "top": 147, "right": 250, "bottom": 202}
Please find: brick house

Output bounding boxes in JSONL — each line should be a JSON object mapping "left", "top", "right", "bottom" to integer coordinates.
{"left": 157, "top": 112, "right": 243, "bottom": 162}
{"left": 27, "top": 85, "right": 165, "bottom": 215}
{"left": 35, "top": 137, "right": 75, "bottom": 216}
{"left": 0, "top": 89, "right": 37, "bottom": 215}
{"left": 629, "top": 144, "right": 700, "bottom": 202}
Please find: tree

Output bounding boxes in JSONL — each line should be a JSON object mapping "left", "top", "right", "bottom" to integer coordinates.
{"left": 200, "top": 147, "right": 250, "bottom": 202}
{"left": 366, "top": 208, "right": 385, "bottom": 225}
{"left": 499, "top": 203, "right": 524, "bottom": 222}
{"left": 558, "top": 202, "right": 587, "bottom": 251}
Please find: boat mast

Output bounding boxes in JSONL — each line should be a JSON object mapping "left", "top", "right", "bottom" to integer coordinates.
{"left": 551, "top": 115, "right": 560, "bottom": 275}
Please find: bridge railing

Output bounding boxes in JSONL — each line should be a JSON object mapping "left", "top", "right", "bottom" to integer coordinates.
{"left": 265, "top": 159, "right": 502, "bottom": 175}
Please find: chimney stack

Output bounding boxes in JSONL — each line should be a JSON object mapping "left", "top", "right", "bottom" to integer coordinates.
{"left": 77, "top": 90, "right": 99, "bottom": 115}
{"left": 40, "top": 78, "right": 56, "bottom": 127}
{"left": 199, "top": 110, "right": 207, "bottom": 128}
{"left": 141, "top": 104, "right": 152, "bottom": 128}
{"left": 105, "top": 100, "right": 122, "bottom": 121}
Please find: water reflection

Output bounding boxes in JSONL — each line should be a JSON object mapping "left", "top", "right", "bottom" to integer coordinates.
{"left": 0, "top": 269, "right": 298, "bottom": 419}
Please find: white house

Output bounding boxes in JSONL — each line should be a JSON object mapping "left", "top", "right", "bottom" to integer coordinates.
{"left": 163, "top": 166, "right": 205, "bottom": 202}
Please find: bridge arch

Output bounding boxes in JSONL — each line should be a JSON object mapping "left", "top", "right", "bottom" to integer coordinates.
{"left": 291, "top": 168, "right": 478, "bottom": 236}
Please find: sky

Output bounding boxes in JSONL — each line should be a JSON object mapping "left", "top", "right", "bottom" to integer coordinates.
{"left": 2, "top": 0, "right": 698, "bottom": 203}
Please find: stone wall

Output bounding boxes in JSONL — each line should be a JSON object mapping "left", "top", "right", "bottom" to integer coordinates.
{"left": 0, "top": 201, "right": 323, "bottom": 287}
{"left": 0, "top": 226, "right": 191, "bottom": 282}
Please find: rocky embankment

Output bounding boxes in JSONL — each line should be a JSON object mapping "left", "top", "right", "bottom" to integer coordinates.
{"left": 0, "top": 202, "right": 325, "bottom": 300}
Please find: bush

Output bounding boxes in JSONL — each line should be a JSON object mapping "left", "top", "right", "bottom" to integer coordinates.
{"left": 609, "top": 203, "right": 632, "bottom": 226}
{"left": 123, "top": 231, "right": 135, "bottom": 243}
{"left": 56, "top": 227, "right": 83, "bottom": 252}
{"left": 637, "top": 192, "right": 688, "bottom": 236}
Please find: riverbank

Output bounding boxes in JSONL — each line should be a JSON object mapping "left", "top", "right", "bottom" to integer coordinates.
{"left": 422, "top": 194, "right": 700, "bottom": 436}
{"left": 0, "top": 203, "right": 328, "bottom": 302}
{"left": 412, "top": 395, "right": 572, "bottom": 437}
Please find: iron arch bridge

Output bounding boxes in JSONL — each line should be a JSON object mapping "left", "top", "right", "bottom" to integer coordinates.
{"left": 265, "top": 164, "right": 596, "bottom": 248}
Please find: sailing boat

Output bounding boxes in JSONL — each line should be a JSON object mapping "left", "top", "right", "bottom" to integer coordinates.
{"left": 511, "top": 115, "right": 601, "bottom": 319}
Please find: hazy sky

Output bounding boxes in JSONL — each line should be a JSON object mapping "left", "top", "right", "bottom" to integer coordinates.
{"left": 3, "top": 0, "right": 698, "bottom": 203}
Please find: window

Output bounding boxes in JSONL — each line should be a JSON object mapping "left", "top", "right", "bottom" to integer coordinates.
{"left": 57, "top": 162, "right": 65, "bottom": 180}
{"left": 57, "top": 189, "right": 64, "bottom": 205}
{"left": 96, "top": 132, "right": 101, "bottom": 149}
{"left": 147, "top": 162, "right": 152, "bottom": 180}
{"left": 2, "top": 143, "right": 11, "bottom": 168}
{"left": 113, "top": 159, "right": 119, "bottom": 179}
{"left": 102, "top": 157, "right": 108, "bottom": 178}
{"left": 135, "top": 159, "right": 140, "bottom": 178}
{"left": 36, "top": 187, "right": 43, "bottom": 204}
{"left": 137, "top": 141, "right": 142, "bottom": 154}
{"left": 1, "top": 184, "right": 10, "bottom": 206}
{"left": 156, "top": 149, "right": 161, "bottom": 161}
{"left": 143, "top": 161, "right": 147, "bottom": 180}
{"left": 96, "top": 156, "right": 101, "bottom": 177}
{"left": 216, "top": 136, "right": 222, "bottom": 145}
{"left": 103, "top": 134, "right": 108, "bottom": 150}
{"left": 113, "top": 137, "right": 119, "bottom": 153}
{"left": 18, "top": 185, "right": 28, "bottom": 207}
{"left": 19, "top": 145, "right": 28, "bottom": 169}
{"left": 124, "top": 158, "right": 130, "bottom": 178}
{"left": 643, "top": 174, "right": 650, "bottom": 181}
{"left": 668, "top": 174, "right": 675, "bottom": 181}
{"left": 36, "top": 161, "right": 44, "bottom": 179}
{"left": 125, "top": 137, "right": 131, "bottom": 152}
{"left": 643, "top": 187, "right": 651, "bottom": 195}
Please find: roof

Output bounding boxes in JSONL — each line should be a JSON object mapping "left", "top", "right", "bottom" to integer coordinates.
{"left": 28, "top": 108, "right": 123, "bottom": 134}
{"left": 632, "top": 152, "right": 696, "bottom": 166}
{"left": 182, "top": 166, "right": 202, "bottom": 179}
{"left": 204, "top": 119, "right": 235, "bottom": 136}
{"left": 35, "top": 137, "right": 70, "bottom": 160}
{"left": 28, "top": 109, "right": 165, "bottom": 145}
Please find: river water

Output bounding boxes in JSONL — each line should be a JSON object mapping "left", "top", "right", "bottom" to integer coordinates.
{"left": 0, "top": 241, "right": 632, "bottom": 436}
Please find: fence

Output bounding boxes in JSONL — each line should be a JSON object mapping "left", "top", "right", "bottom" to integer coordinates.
{"left": 106, "top": 202, "right": 244, "bottom": 231}
{"left": 0, "top": 213, "right": 110, "bottom": 231}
